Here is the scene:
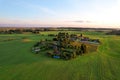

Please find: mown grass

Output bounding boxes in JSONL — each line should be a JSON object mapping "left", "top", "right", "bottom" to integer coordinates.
{"left": 0, "top": 31, "right": 120, "bottom": 80}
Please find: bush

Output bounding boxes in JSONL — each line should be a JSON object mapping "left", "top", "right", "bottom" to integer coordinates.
{"left": 72, "top": 51, "right": 77, "bottom": 58}
{"left": 53, "top": 38, "right": 58, "bottom": 41}
{"left": 47, "top": 51, "right": 53, "bottom": 57}
{"left": 48, "top": 34, "right": 55, "bottom": 36}
{"left": 81, "top": 44, "right": 87, "bottom": 54}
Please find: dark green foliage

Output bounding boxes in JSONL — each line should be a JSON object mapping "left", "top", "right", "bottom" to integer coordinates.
{"left": 76, "top": 48, "right": 82, "bottom": 55}
{"left": 61, "top": 52, "right": 71, "bottom": 60}
{"left": 75, "top": 46, "right": 77, "bottom": 49}
{"left": 34, "top": 42, "right": 40, "bottom": 47}
{"left": 47, "top": 51, "right": 53, "bottom": 57}
{"left": 32, "top": 32, "right": 97, "bottom": 60}
{"left": 81, "top": 44, "right": 87, "bottom": 54}
{"left": 76, "top": 50, "right": 79, "bottom": 55}
{"left": 32, "top": 31, "right": 40, "bottom": 34}
{"left": 72, "top": 51, "right": 77, "bottom": 58}
{"left": 106, "top": 30, "right": 120, "bottom": 35}
{"left": 48, "top": 34, "right": 55, "bottom": 36}
{"left": 80, "top": 33, "right": 83, "bottom": 37}
{"left": 45, "top": 39, "right": 48, "bottom": 41}
{"left": 53, "top": 38, "right": 58, "bottom": 41}
{"left": 60, "top": 50, "right": 77, "bottom": 60}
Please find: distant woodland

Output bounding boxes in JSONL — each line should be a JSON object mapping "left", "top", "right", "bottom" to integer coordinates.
{"left": 106, "top": 30, "right": 120, "bottom": 35}
{"left": 0, "top": 27, "right": 117, "bottom": 34}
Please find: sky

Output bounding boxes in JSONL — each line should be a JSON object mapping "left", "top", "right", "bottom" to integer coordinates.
{"left": 0, "top": 0, "right": 120, "bottom": 28}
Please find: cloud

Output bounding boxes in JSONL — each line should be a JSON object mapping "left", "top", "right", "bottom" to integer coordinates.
{"left": 69, "top": 20, "right": 92, "bottom": 23}
{"left": 75, "top": 21, "right": 91, "bottom": 23}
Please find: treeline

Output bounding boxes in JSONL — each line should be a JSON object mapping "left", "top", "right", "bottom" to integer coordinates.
{"left": 0, "top": 29, "right": 40, "bottom": 34}
{"left": 106, "top": 30, "right": 120, "bottom": 35}
{"left": 0, "top": 27, "right": 116, "bottom": 34}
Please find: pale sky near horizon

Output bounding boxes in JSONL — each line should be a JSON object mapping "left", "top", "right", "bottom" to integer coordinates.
{"left": 0, "top": 0, "right": 120, "bottom": 28}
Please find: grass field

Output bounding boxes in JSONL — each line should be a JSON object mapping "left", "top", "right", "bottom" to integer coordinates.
{"left": 0, "top": 31, "right": 120, "bottom": 80}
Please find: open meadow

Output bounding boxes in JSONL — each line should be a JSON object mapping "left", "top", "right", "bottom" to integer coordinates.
{"left": 0, "top": 31, "right": 120, "bottom": 80}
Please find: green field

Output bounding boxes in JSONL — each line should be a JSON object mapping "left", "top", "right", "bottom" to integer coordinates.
{"left": 0, "top": 31, "right": 120, "bottom": 80}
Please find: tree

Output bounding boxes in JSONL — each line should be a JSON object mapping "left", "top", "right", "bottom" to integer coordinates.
{"left": 81, "top": 44, "right": 87, "bottom": 54}
{"left": 72, "top": 51, "right": 77, "bottom": 58}
{"left": 80, "top": 33, "right": 83, "bottom": 37}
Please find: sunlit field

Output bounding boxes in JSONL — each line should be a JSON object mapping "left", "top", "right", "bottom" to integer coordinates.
{"left": 0, "top": 31, "right": 120, "bottom": 80}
